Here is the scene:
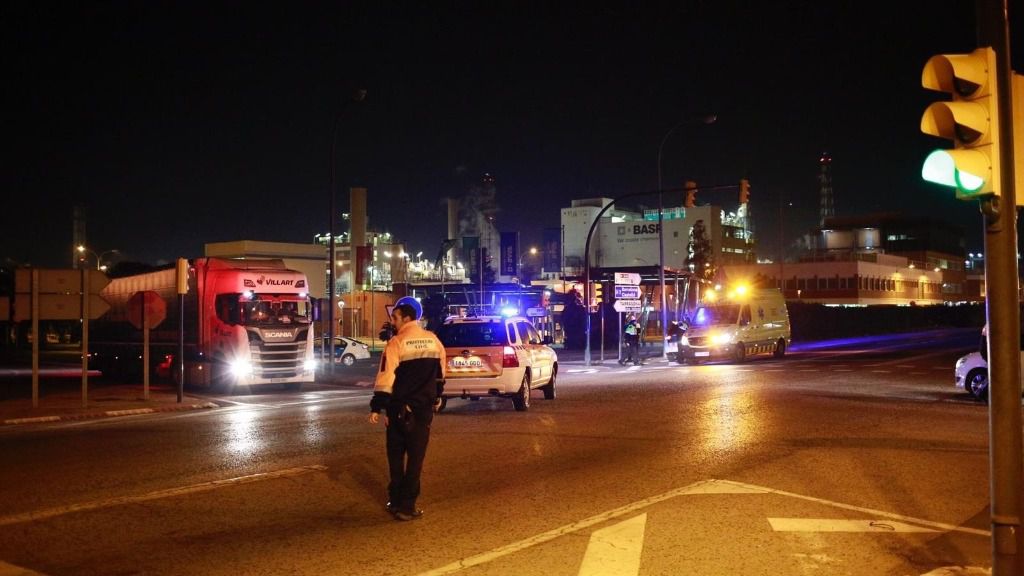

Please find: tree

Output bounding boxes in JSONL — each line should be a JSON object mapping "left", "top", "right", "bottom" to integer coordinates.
{"left": 685, "top": 219, "right": 715, "bottom": 307}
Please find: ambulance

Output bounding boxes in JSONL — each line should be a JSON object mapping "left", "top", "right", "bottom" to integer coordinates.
{"left": 677, "top": 285, "right": 790, "bottom": 363}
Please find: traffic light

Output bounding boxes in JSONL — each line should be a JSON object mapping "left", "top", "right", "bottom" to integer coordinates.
{"left": 738, "top": 178, "right": 750, "bottom": 204}
{"left": 592, "top": 282, "right": 603, "bottom": 304}
{"left": 920, "top": 47, "right": 1000, "bottom": 199}
{"left": 684, "top": 181, "right": 697, "bottom": 208}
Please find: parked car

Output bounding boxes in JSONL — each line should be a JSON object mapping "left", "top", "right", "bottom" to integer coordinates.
{"left": 955, "top": 351, "right": 989, "bottom": 399}
{"left": 316, "top": 336, "right": 371, "bottom": 366}
{"left": 436, "top": 315, "right": 558, "bottom": 411}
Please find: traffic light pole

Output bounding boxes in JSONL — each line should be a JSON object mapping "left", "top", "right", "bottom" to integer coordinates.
{"left": 977, "top": 1, "right": 1023, "bottom": 573}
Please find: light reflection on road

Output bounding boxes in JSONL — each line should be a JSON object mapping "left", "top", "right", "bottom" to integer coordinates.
{"left": 695, "top": 365, "right": 758, "bottom": 453}
{"left": 222, "top": 408, "right": 265, "bottom": 460}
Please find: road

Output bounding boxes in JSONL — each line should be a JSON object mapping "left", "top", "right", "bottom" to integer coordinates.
{"left": 0, "top": 331, "right": 1000, "bottom": 575}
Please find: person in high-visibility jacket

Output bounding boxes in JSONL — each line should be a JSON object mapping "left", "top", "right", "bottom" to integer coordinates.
{"left": 368, "top": 302, "right": 446, "bottom": 521}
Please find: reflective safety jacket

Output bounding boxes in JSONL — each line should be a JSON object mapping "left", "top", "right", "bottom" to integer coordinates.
{"left": 370, "top": 321, "right": 446, "bottom": 413}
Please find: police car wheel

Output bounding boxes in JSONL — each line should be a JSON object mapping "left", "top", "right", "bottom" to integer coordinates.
{"left": 342, "top": 354, "right": 356, "bottom": 366}
{"left": 512, "top": 374, "right": 531, "bottom": 411}
{"left": 542, "top": 367, "right": 556, "bottom": 400}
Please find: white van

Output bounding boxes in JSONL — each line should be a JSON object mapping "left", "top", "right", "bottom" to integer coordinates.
{"left": 677, "top": 287, "right": 791, "bottom": 363}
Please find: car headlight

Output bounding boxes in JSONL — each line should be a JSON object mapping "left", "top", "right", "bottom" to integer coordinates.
{"left": 955, "top": 357, "right": 965, "bottom": 369}
{"left": 230, "top": 360, "right": 254, "bottom": 377}
{"left": 304, "top": 359, "right": 318, "bottom": 372}
{"left": 711, "top": 333, "right": 734, "bottom": 345}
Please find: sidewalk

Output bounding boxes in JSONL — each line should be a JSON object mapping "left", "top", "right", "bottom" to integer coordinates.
{"left": 0, "top": 382, "right": 217, "bottom": 426}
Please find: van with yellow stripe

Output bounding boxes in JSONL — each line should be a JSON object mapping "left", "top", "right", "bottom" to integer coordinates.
{"left": 678, "top": 286, "right": 790, "bottom": 364}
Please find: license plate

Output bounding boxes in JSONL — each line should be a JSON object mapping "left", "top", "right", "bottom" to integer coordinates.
{"left": 694, "top": 351, "right": 710, "bottom": 357}
{"left": 271, "top": 377, "right": 288, "bottom": 383}
{"left": 450, "top": 357, "right": 483, "bottom": 368}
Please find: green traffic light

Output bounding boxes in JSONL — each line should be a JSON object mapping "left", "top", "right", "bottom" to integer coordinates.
{"left": 922, "top": 149, "right": 957, "bottom": 188}
{"left": 922, "top": 149, "right": 986, "bottom": 193}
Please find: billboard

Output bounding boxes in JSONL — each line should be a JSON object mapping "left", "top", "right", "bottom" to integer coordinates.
{"left": 543, "top": 227, "right": 562, "bottom": 272}
{"left": 500, "top": 232, "right": 518, "bottom": 276}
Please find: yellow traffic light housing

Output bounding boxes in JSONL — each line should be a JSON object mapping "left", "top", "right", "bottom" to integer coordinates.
{"left": 592, "top": 282, "right": 603, "bottom": 304}
{"left": 684, "top": 181, "right": 697, "bottom": 208}
{"left": 738, "top": 178, "right": 750, "bottom": 204}
{"left": 920, "top": 48, "right": 1001, "bottom": 199}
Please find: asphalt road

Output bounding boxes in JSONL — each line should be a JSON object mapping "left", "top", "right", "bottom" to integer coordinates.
{"left": 0, "top": 332, "right": 1003, "bottom": 575}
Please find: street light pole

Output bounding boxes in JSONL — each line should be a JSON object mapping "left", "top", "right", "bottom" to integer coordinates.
{"left": 656, "top": 114, "right": 715, "bottom": 360}
{"left": 327, "top": 89, "right": 366, "bottom": 375}
{"left": 76, "top": 246, "right": 119, "bottom": 271}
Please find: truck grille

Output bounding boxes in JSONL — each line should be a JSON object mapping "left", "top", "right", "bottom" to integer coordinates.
{"left": 250, "top": 341, "right": 305, "bottom": 378}
{"left": 686, "top": 336, "right": 707, "bottom": 347}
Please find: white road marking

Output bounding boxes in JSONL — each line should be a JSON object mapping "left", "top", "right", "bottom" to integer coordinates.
{"left": 768, "top": 518, "right": 937, "bottom": 533}
{"left": 717, "top": 479, "right": 990, "bottom": 536}
{"left": 415, "top": 480, "right": 718, "bottom": 576}
{"left": 417, "top": 478, "right": 988, "bottom": 576}
{"left": 0, "top": 560, "right": 46, "bottom": 575}
{"left": 567, "top": 369, "right": 599, "bottom": 374}
{"left": 0, "top": 465, "right": 327, "bottom": 527}
{"left": 577, "top": 514, "right": 647, "bottom": 576}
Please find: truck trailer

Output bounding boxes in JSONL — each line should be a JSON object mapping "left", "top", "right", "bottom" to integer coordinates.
{"left": 92, "top": 258, "right": 317, "bottom": 391}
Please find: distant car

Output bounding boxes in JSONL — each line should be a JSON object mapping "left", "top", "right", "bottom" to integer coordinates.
{"left": 955, "top": 351, "right": 988, "bottom": 399}
{"left": 316, "top": 336, "right": 371, "bottom": 366}
{"left": 436, "top": 315, "right": 558, "bottom": 411}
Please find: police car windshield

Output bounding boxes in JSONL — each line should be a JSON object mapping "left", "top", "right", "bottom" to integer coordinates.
{"left": 437, "top": 322, "right": 512, "bottom": 347}
{"left": 692, "top": 304, "right": 740, "bottom": 327}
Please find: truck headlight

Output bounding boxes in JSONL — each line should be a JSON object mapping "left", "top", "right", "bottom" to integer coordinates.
{"left": 304, "top": 359, "right": 318, "bottom": 372}
{"left": 230, "top": 360, "right": 254, "bottom": 377}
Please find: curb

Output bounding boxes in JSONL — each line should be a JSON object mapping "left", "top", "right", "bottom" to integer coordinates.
{"left": 2, "top": 402, "right": 220, "bottom": 426}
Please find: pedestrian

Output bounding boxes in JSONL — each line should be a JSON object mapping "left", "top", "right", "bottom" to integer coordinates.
{"left": 368, "top": 303, "right": 446, "bottom": 521}
{"left": 621, "top": 314, "right": 641, "bottom": 365}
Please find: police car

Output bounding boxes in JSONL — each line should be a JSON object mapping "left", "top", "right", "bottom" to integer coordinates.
{"left": 436, "top": 315, "right": 558, "bottom": 411}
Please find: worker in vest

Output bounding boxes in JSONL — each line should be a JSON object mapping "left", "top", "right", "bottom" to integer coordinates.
{"left": 368, "top": 302, "right": 446, "bottom": 521}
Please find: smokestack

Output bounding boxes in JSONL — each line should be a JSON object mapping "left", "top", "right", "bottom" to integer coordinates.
{"left": 350, "top": 187, "right": 367, "bottom": 248}
{"left": 447, "top": 197, "right": 459, "bottom": 261}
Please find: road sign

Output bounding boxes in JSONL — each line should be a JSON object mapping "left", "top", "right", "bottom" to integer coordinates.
{"left": 613, "top": 299, "right": 643, "bottom": 313}
{"left": 615, "top": 272, "right": 641, "bottom": 286}
{"left": 526, "top": 306, "right": 548, "bottom": 317}
{"left": 614, "top": 285, "right": 641, "bottom": 299}
{"left": 15, "top": 268, "right": 110, "bottom": 294}
{"left": 13, "top": 293, "right": 110, "bottom": 321}
{"left": 128, "top": 291, "right": 167, "bottom": 330}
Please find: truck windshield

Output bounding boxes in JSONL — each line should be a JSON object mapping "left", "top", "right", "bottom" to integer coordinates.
{"left": 239, "top": 297, "right": 311, "bottom": 325}
{"left": 692, "top": 304, "right": 740, "bottom": 327}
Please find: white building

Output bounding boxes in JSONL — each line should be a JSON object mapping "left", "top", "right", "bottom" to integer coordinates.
{"left": 559, "top": 198, "right": 755, "bottom": 275}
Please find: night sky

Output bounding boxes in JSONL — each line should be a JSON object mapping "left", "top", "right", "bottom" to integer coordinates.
{"left": 4, "top": 2, "right": 1020, "bottom": 269}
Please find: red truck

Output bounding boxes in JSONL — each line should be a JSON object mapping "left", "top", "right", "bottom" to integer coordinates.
{"left": 92, "top": 258, "right": 317, "bottom": 391}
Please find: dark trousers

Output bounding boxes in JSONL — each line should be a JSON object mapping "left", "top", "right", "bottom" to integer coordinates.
{"left": 385, "top": 407, "right": 433, "bottom": 512}
{"left": 623, "top": 336, "right": 639, "bottom": 364}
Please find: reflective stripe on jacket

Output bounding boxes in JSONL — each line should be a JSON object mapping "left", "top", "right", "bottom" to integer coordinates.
{"left": 370, "top": 322, "right": 446, "bottom": 413}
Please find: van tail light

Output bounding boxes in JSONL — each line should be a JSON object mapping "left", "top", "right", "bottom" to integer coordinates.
{"left": 502, "top": 346, "right": 519, "bottom": 368}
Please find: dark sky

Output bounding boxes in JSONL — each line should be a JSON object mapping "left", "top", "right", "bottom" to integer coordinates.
{"left": 3, "top": 1, "right": 1020, "bottom": 268}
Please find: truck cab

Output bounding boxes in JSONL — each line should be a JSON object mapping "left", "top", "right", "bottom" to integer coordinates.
{"left": 677, "top": 286, "right": 790, "bottom": 363}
